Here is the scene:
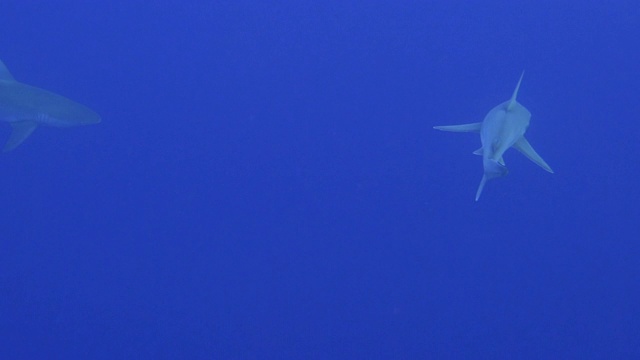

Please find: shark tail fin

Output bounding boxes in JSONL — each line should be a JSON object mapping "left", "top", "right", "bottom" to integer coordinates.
{"left": 433, "top": 122, "right": 481, "bottom": 133}
{"left": 475, "top": 175, "right": 487, "bottom": 201}
{"left": 507, "top": 71, "right": 525, "bottom": 111}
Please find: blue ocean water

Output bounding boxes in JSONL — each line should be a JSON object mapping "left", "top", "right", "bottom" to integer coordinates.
{"left": 1, "top": 1, "right": 639, "bottom": 358}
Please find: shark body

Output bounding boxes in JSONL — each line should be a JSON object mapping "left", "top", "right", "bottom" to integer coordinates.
{"left": 0, "top": 60, "right": 100, "bottom": 152}
{"left": 434, "top": 72, "right": 553, "bottom": 201}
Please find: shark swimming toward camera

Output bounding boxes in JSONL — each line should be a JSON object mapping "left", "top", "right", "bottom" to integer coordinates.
{"left": 434, "top": 72, "right": 553, "bottom": 201}
{"left": 0, "top": 59, "right": 100, "bottom": 152}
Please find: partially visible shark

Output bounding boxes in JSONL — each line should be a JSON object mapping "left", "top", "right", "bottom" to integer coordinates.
{"left": 434, "top": 72, "right": 553, "bottom": 201}
{"left": 0, "top": 59, "right": 100, "bottom": 152}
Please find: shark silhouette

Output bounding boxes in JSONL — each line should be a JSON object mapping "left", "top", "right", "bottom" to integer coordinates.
{"left": 0, "top": 59, "right": 100, "bottom": 151}
{"left": 434, "top": 72, "right": 553, "bottom": 201}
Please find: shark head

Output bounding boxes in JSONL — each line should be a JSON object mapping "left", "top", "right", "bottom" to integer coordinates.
{"left": 36, "top": 97, "right": 102, "bottom": 127}
{"left": 63, "top": 103, "right": 101, "bottom": 126}
{"left": 0, "top": 59, "right": 101, "bottom": 151}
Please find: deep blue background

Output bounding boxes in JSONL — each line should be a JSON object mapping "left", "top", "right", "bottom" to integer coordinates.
{"left": 1, "top": 1, "right": 639, "bottom": 358}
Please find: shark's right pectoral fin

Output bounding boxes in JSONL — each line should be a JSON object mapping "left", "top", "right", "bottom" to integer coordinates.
{"left": 513, "top": 136, "right": 553, "bottom": 173}
{"left": 4, "top": 121, "right": 37, "bottom": 152}
{"left": 433, "top": 122, "right": 482, "bottom": 133}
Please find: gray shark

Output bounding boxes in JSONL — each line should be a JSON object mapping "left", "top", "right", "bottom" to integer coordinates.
{"left": 0, "top": 59, "right": 100, "bottom": 152}
{"left": 434, "top": 72, "right": 553, "bottom": 201}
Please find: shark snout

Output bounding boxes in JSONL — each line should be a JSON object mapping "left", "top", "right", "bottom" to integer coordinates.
{"left": 58, "top": 104, "right": 101, "bottom": 126}
{"left": 83, "top": 111, "right": 101, "bottom": 125}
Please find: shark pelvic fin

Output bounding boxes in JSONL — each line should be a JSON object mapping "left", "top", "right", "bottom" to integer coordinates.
{"left": 4, "top": 121, "right": 37, "bottom": 152}
{"left": 433, "top": 122, "right": 481, "bottom": 133}
{"left": 507, "top": 71, "right": 525, "bottom": 111}
{"left": 513, "top": 136, "right": 553, "bottom": 173}
{"left": 0, "top": 60, "right": 16, "bottom": 82}
{"left": 475, "top": 159, "right": 508, "bottom": 201}
{"left": 473, "top": 148, "right": 505, "bottom": 166}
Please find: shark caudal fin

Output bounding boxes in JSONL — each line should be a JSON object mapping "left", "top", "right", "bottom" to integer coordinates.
{"left": 433, "top": 122, "right": 481, "bottom": 133}
{"left": 475, "top": 175, "right": 488, "bottom": 202}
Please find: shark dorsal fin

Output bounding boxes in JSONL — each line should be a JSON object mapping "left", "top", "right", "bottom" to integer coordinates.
{"left": 0, "top": 60, "right": 16, "bottom": 82}
{"left": 507, "top": 71, "right": 524, "bottom": 111}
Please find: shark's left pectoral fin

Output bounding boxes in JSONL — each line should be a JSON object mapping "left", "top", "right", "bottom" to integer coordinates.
{"left": 4, "top": 121, "right": 37, "bottom": 152}
{"left": 434, "top": 122, "right": 482, "bottom": 133}
{"left": 513, "top": 136, "right": 553, "bottom": 173}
